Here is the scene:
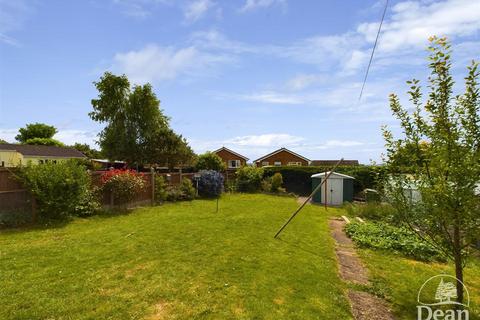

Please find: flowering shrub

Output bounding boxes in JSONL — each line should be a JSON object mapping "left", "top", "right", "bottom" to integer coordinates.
{"left": 101, "top": 169, "right": 145, "bottom": 204}
{"left": 198, "top": 170, "right": 224, "bottom": 198}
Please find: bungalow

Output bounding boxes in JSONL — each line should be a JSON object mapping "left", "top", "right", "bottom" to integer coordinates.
{"left": 213, "top": 147, "right": 249, "bottom": 170}
{"left": 254, "top": 147, "right": 310, "bottom": 167}
{"left": 0, "top": 143, "right": 86, "bottom": 167}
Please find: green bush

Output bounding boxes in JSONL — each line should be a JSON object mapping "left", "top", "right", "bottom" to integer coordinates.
{"left": 179, "top": 178, "right": 196, "bottom": 200}
{"left": 154, "top": 175, "right": 168, "bottom": 203}
{"left": 166, "top": 185, "right": 184, "bottom": 202}
{"left": 18, "top": 161, "right": 98, "bottom": 219}
{"left": 101, "top": 170, "right": 145, "bottom": 205}
{"left": 261, "top": 178, "right": 272, "bottom": 193}
{"left": 345, "top": 222, "right": 445, "bottom": 262}
{"left": 270, "top": 172, "right": 283, "bottom": 192}
{"left": 74, "top": 187, "right": 100, "bottom": 217}
{"left": 155, "top": 177, "right": 196, "bottom": 203}
{"left": 236, "top": 166, "right": 264, "bottom": 192}
{"left": 225, "top": 179, "right": 237, "bottom": 193}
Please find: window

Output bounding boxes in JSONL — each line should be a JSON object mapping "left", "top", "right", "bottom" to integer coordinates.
{"left": 228, "top": 160, "right": 241, "bottom": 168}
{"left": 274, "top": 161, "right": 282, "bottom": 166}
{"left": 39, "top": 160, "right": 44, "bottom": 164}
{"left": 288, "top": 162, "right": 302, "bottom": 166}
{"left": 261, "top": 161, "right": 269, "bottom": 166}
{"left": 53, "top": 160, "right": 57, "bottom": 164}
{"left": 45, "top": 159, "right": 49, "bottom": 163}
{"left": 1, "top": 161, "right": 4, "bottom": 167}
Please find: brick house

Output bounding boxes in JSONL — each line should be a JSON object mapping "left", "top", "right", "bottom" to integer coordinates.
{"left": 213, "top": 147, "right": 249, "bottom": 170}
{"left": 254, "top": 148, "right": 310, "bottom": 167}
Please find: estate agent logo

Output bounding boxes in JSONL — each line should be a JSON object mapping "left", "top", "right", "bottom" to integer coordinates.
{"left": 417, "top": 275, "right": 470, "bottom": 320}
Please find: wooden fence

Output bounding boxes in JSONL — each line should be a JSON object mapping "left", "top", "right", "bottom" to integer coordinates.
{"left": 0, "top": 169, "right": 34, "bottom": 216}
{"left": 0, "top": 169, "right": 197, "bottom": 221}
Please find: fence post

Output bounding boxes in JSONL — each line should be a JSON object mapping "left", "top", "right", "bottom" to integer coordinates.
{"left": 151, "top": 167, "right": 155, "bottom": 206}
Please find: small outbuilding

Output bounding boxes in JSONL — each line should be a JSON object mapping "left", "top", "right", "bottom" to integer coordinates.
{"left": 311, "top": 171, "right": 354, "bottom": 206}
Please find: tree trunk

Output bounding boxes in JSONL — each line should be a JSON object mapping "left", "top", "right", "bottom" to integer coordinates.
{"left": 453, "top": 224, "right": 464, "bottom": 305}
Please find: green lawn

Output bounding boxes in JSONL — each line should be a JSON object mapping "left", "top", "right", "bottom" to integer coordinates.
{"left": 2, "top": 194, "right": 478, "bottom": 319}
{"left": 358, "top": 249, "right": 480, "bottom": 320}
{"left": 0, "top": 194, "right": 352, "bottom": 320}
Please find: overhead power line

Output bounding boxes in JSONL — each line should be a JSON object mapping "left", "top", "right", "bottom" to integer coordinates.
{"left": 358, "top": 0, "right": 389, "bottom": 101}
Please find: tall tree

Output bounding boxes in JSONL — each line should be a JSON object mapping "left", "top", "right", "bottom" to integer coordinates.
{"left": 90, "top": 72, "right": 194, "bottom": 166}
{"left": 195, "top": 152, "right": 226, "bottom": 171}
{"left": 383, "top": 37, "right": 480, "bottom": 304}
{"left": 15, "top": 123, "right": 59, "bottom": 143}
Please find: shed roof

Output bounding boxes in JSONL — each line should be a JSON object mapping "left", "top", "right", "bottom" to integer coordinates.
{"left": 0, "top": 143, "right": 86, "bottom": 158}
{"left": 311, "top": 171, "right": 354, "bottom": 179}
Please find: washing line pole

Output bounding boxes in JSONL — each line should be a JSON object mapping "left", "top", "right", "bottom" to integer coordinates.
{"left": 273, "top": 158, "right": 344, "bottom": 239}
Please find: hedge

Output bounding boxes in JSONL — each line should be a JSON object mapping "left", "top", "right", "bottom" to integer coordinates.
{"left": 263, "top": 165, "right": 385, "bottom": 196}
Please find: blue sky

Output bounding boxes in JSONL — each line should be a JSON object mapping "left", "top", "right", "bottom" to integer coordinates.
{"left": 0, "top": 0, "right": 479, "bottom": 163}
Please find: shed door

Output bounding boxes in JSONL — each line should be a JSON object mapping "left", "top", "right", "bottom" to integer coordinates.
{"left": 322, "top": 178, "right": 343, "bottom": 205}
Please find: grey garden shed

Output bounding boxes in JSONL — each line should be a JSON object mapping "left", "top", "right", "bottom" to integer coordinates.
{"left": 311, "top": 171, "right": 354, "bottom": 206}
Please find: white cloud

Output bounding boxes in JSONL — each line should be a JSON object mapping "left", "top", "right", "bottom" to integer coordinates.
{"left": 191, "top": 29, "right": 258, "bottom": 54}
{"left": 323, "top": 140, "right": 363, "bottom": 147}
{"left": 239, "top": 0, "right": 286, "bottom": 13}
{"left": 225, "top": 133, "right": 304, "bottom": 147}
{"left": 112, "top": 0, "right": 171, "bottom": 18}
{"left": 55, "top": 130, "right": 98, "bottom": 146}
{"left": 111, "top": 44, "right": 231, "bottom": 84}
{"left": 0, "top": 129, "right": 18, "bottom": 143}
{"left": 286, "top": 74, "right": 326, "bottom": 91}
{"left": 358, "top": 0, "right": 480, "bottom": 53}
{"left": 236, "top": 91, "right": 304, "bottom": 104}
{"left": 184, "top": 0, "right": 214, "bottom": 23}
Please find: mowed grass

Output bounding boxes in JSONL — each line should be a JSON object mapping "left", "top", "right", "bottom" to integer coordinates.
{"left": 0, "top": 194, "right": 352, "bottom": 320}
{"left": 358, "top": 249, "right": 480, "bottom": 319}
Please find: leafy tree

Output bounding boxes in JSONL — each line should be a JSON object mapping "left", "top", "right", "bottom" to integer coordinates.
{"left": 24, "top": 137, "right": 65, "bottom": 147}
{"left": 382, "top": 37, "right": 480, "bottom": 304}
{"left": 388, "top": 141, "right": 430, "bottom": 172}
{"left": 145, "top": 128, "right": 196, "bottom": 169}
{"left": 0, "top": 138, "right": 8, "bottom": 144}
{"left": 90, "top": 72, "right": 194, "bottom": 167}
{"left": 195, "top": 152, "right": 225, "bottom": 171}
{"left": 16, "top": 123, "right": 57, "bottom": 143}
{"left": 71, "top": 143, "right": 102, "bottom": 159}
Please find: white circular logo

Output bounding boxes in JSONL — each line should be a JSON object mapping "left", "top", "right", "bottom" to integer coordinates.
{"left": 417, "top": 274, "right": 470, "bottom": 307}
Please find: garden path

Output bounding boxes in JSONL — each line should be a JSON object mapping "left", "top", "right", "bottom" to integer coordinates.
{"left": 329, "top": 218, "right": 395, "bottom": 320}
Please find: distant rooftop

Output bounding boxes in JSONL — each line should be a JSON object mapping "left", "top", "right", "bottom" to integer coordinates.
{"left": 0, "top": 143, "right": 86, "bottom": 158}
